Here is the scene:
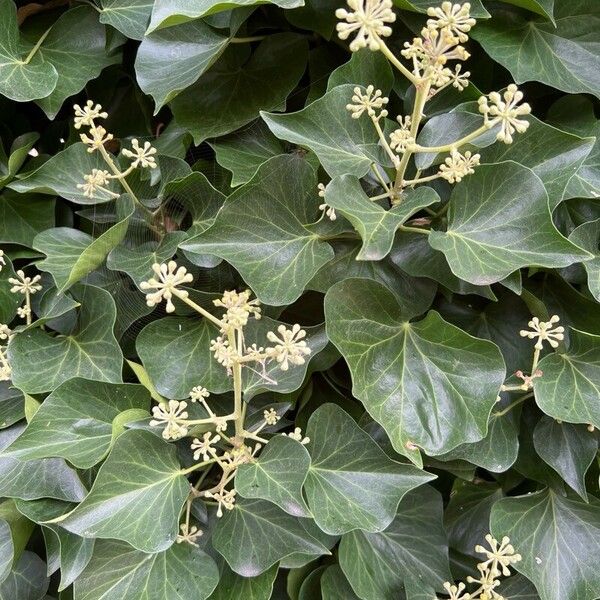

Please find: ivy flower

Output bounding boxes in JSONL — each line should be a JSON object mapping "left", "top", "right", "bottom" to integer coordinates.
{"left": 140, "top": 261, "right": 194, "bottom": 313}
{"left": 346, "top": 85, "right": 388, "bottom": 120}
{"left": 176, "top": 523, "right": 203, "bottom": 547}
{"left": 8, "top": 270, "right": 42, "bottom": 295}
{"left": 210, "top": 336, "right": 235, "bottom": 370}
{"left": 519, "top": 315, "right": 564, "bottom": 350}
{"left": 439, "top": 149, "right": 480, "bottom": 183}
{"left": 427, "top": 2, "right": 476, "bottom": 43}
{"left": 263, "top": 408, "right": 280, "bottom": 426}
{"left": 205, "top": 488, "right": 237, "bottom": 518}
{"left": 266, "top": 324, "right": 311, "bottom": 371}
{"left": 283, "top": 427, "right": 310, "bottom": 445}
{"left": 478, "top": 84, "right": 531, "bottom": 144}
{"left": 122, "top": 139, "right": 157, "bottom": 169}
{"left": 189, "top": 386, "right": 210, "bottom": 403}
{"left": 317, "top": 182, "right": 337, "bottom": 221}
{"left": 150, "top": 400, "right": 189, "bottom": 440}
{"left": 80, "top": 125, "right": 113, "bottom": 153}
{"left": 0, "top": 324, "right": 11, "bottom": 341}
{"left": 0, "top": 249, "right": 5, "bottom": 271}
{"left": 214, "top": 289, "right": 261, "bottom": 330}
{"left": 475, "top": 534, "right": 522, "bottom": 576}
{"left": 449, "top": 63, "right": 470, "bottom": 91}
{"left": 77, "top": 169, "right": 113, "bottom": 199}
{"left": 336, "top": 0, "right": 396, "bottom": 52}
{"left": 73, "top": 100, "right": 107, "bottom": 129}
{"left": 389, "top": 118, "right": 415, "bottom": 153}
{"left": 191, "top": 432, "right": 221, "bottom": 462}
{"left": 17, "top": 306, "right": 31, "bottom": 320}
{"left": 0, "top": 364, "right": 10, "bottom": 382}
{"left": 442, "top": 581, "right": 468, "bottom": 600}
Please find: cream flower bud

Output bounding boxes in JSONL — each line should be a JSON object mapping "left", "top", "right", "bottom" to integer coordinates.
{"left": 336, "top": 0, "right": 396, "bottom": 52}
{"left": 122, "top": 139, "right": 158, "bottom": 169}
{"left": 73, "top": 100, "right": 107, "bottom": 129}
{"left": 346, "top": 85, "right": 388, "bottom": 120}
{"left": 140, "top": 261, "right": 194, "bottom": 313}
{"left": 479, "top": 84, "right": 531, "bottom": 144}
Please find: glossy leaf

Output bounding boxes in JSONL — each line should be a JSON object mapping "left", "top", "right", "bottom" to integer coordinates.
{"left": 61, "top": 429, "right": 189, "bottom": 553}
{"left": 325, "top": 278, "right": 506, "bottom": 463}
{"left": 569, "top": 219, "right": 600, "bottom": 301}
{"left": 8, "top": 286, "right": 123, "bottom": 394}
{"left": 98, "top": 0, "right": 154, "bottom": 40}
{"left": 0, "top": 192, "right": 55, "bottom": 248}
{"left": 3, "top": 379, "right": 150, "bottom": 469}
{"left": 491, "top": 489, "right": 600, "bottom": 600}
{"left": 429, "top": 162, "right": 590, "bottom": 285}
{"left": 0, "top": 551, "right": 49, "bottom": 600}
{"left": 304, "top": 403, "right": 434, "bottom": 534}
{"left": 180, "top": 154, "right": 333, "bottom": 305}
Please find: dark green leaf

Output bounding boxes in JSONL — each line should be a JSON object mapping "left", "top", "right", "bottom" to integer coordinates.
{"left": 569, "top": 219, "right": 600, "bottom": 301}
{"left": 99, "top": 0, "right": 154, "bottom": 40}
{"left": 0, "top": 551, "right": 48, "bottom": 600}
{"left": 0, "top": 192, "right": 55, "bottom": 248}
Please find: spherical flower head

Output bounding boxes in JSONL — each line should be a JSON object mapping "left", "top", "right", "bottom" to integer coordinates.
{"left": 122, "top": 139, "right": 157, "bottom": 169}
{"left": 8, "top": 270, "right": 42, "bottom": 295}
{"left": 189, "top": 386, "right": 210, "bottom": 402}
{"left": 427, "top": 2, "right": 476, "bottom": 43}
{"left": 479, "top": 84, "right": 531, "bottom": 144}
{"left": 205, "top": 488, "right": 237, "bottom": 518}
{"left": 450, "top": 63, "right": 470, "bottom": 91}
{"left": 176, "top": 523, "right": 203, "bottom": 546}
{"left": 80, "top": 125, "right": 113, "bottom": 153}
{"left": 0, "top": 364, "right": 10, "bottom": 381}
{"left": 17, "top": 306, "right": 31, "bottom": 320}
{"left": 346, "top": 85, "right": 389, "bottom": 120}
{"left": 283, "top": 427, "right": 310, "bottom": 445}
{"left": 263, "top": 408, "right": 281, "bottom": 426}
{"left": 266, "top": 324, "right": 311, "bottom": 371}
{"left": 0, "top": 249, "right": 5, "bottom": 271}
{"left": 150, "top": 400, "right": 189, "bottom": 440}
{"left": 442, "top": 581, "right": 469, "bottom": 600}
{"left": 389, "top": 127, "right": 415, "bottom": 154}
{"left": 73, "top": 100, "right": 107, "bottom": 129}
{"left": 140, "top": 261, "right": 194, "bottom": 313}
{"left": 0, "top": 324, "right": 11, "bottom": 341}
{"left": 475, "top": 534, "right": 522, "bottom": 577}
{"left": 214, "top": 289, "right": 261, "bottom": 329}
{"left": 519, "top": 315, "right": 564, "bottom": 350}
{"left": 336, "top": 0, "right": 396, "bottom": 52}
{"left": 439, "top": 149, "right": 480, "bottom": 183}
{"left": 191, "top": 431, "right": 220, "bottom": 461}
{"left": 77, "top": 168, "right": 112, "bottom": 199}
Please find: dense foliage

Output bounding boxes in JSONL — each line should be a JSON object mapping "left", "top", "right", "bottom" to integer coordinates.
{"left": 0, "top": 0, "right": 599, "bottom": 598}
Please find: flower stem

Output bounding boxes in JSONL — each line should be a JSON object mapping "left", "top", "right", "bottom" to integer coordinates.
{"left": 493, "top": 392, "right": 533, "bottom": 417}
{"left": 377, "top": 38, "right": 418, "bottom": 86}
{"left": 413, "top": 123, "right": 490, "bottom": 154}
{"left": 173, "top": 291, "right": 223, "bottom": 329}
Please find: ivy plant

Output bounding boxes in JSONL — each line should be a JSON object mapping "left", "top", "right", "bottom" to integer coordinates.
{"left": 0, "top": 0, "right": 599, "bottom": 599}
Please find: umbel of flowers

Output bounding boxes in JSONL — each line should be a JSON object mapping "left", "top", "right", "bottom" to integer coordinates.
{"left": 139, "top": 261, "right": 311, "bottom": 532}
{"left": 316, "top": 0, "right": 531, "bottom": 215}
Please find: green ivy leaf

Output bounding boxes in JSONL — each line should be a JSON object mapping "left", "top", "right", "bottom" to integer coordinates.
{"left": 8, "top": 285, "right": 123, "bottom": 394}
{"left": 0, "top": 191, "right": 55, "bottom": 248}
{"left": 172, "top": 35, "right": 308, "bottom": 145}
{"left": 0, "top": 133, "right": 38, "bottom": 190}
{"left": 148, "top": 0, "right": 303, "bottom": 32}
{"left": 208, "top": 563, "right": 278, "bottom": 600}
{"left": 324, "top": 278, "right": 506, "bottom": 463}
{"left": 0, "top": 520, "right": 11, "bottom": 584}
{"left": 8, "top": 143, "right": 120, "bottom": 205}
{"left": 533, "top": 416, "right": 597, "bottom": 501}
{"left": 210, "top": 120, "right": 285, "bottom": 187}
{"left": 73, "top": 539, "right": 219, "bottom": 600}
{"left": 98, "top": 0, "right": 154, "bottom": 40}
{"left": 0, "top": 551, "right": 48, "bottom": 600}
{"left": 429, "top": 162, "right": 590, "bottom": 285}
{"left": 107, "top": 231, "right": 187, "bottom": 289}
{"left": 393, "top": 0, "right": 489, "bottom": 18}
{"left": 339, "top": 486, "right": 451, "bottom": 599}
{"left": 262, "top": 85, "right": 383, "bottom": 178}
{"left": 61, "top": 429, "right": 189, "bottom": 553}
{"left": 212, "top": 498, "right": 331, "bottom": 577}
{"left": 135, "top": 20, "right": 229, "bottom": 111}
{"left": 35, "top": 6, "right": 118, "bottom": 119}
{"left": 0, "top": 383, "right": 23, "bottom": 431}
{"left": 472, "top": 1, "right": 600, "bottom": 98}
{"left": 327, "top": 51, "right": 394, "bottom": 93}
{"left": 180, "top": 154, "right": 333, "bottom": 305}
{"left": 534, "top": 328, "right": 600, "bottom": 430}
{"left": 236, "top": 435, "right": 311, "bottom": 517}
{"left": 304, "top": 403, "right": 434, "bottom": 534}
{"left": 0, "top": 0, "right": 58, "bottom": 102}
{"left": 33, "top": 196, "right": 134, "bottom": 292}
{"left": 309, "top": 241, "right": 437, "bottom": 320}
{"left": 320, "top": 565, "right": 360, "bottom": 600}
{"left": 569, "top": 219, "right": 600, "bottom": 302}
{"left": 0, "top": 255, "right": 20, "bottom": 324}
{"left": 3, "top": 379, "right": 150, "bottom": 469}
{"left": 324, "top": 176, "right": 439, "bottom": 260}
{"left": 491, "top": 489, "right": 600, "bottom": 600}
{"left": 500, "top": 0, "right": 554, "bottom": 21}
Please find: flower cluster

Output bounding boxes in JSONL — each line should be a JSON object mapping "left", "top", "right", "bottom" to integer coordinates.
{"left": 8, "top": 269, "right": 42, "bottom": 326}
{"left": 0, "top": 324, "right": 12, "bottom": 382}
{"left": 440, "top": 534, "right": 521, "bottom": 599}
{"left": 519, "top": 315, "right": 564, "bottom": 351}
{"left": 140, "top": 261, "right": 194, "bottom": 313}
{"left": 336, "top": 0, "right": 396, "bottom": 52}
{"left": 75, "top": 101, "right": 157, "bottom": 200}
{"left": 335, "top": 2, "right": 531, "bottom": 197}
{"left": 318, "top": 182, "right": 337, "bottom": 221}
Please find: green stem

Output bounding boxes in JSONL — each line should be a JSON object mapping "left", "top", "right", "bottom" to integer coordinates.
{"left": 399, "top": 224, "right": 430, "bottom": 235}
{"left": 372, "top": 118, "right": 398, "bottom": 167}
{"left": 402, "top": 172, "right": 441, "bottom": 186}
{"left": 180, "top": 457, "right": 221, "bottom": 476}
{"left": 173, "top": 291, "right": 223, "bottom": 329}
{"left": 377, "top": 38, "right": 418, "bottom": 86}
{"left": 531, "top": 347, "right": 541, "bottom": 374}
{"left": 493, "top": 392, "right": 533, "bottom": 418}
{"left": 23, "top": 27, "right": 51, "bottom": 65}
{"left": 230, "top": 35, "right": 267, "bottom": 43}
{"left": 370, "top": 163, "right": 391, "bottom": 194}
{"left": 25, "top": 290, "right": 31, "bottom": 325}
{"left": 413, "top": 123, "right": 490, "bottom": 154}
